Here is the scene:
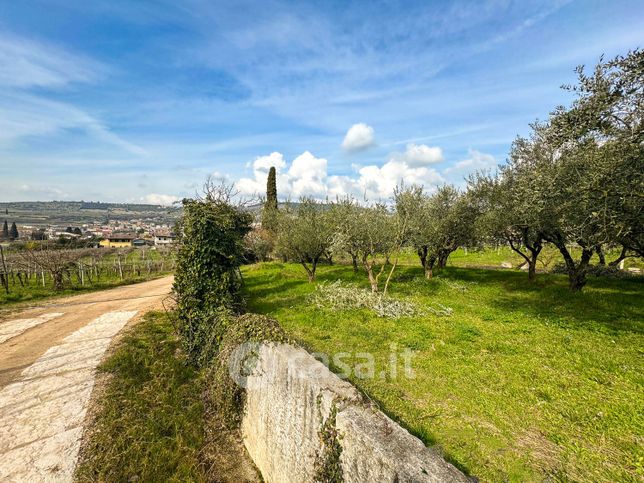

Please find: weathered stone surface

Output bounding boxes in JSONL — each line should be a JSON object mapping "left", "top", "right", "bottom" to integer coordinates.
{"left": 241, "top": 343, "right": 470, "bottom": 482}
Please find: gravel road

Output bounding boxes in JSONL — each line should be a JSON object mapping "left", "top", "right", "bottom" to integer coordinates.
{"left": 0, "top": 276, "right": 174, "bottom": 482}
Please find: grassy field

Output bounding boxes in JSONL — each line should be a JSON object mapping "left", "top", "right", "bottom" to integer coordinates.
{"left": 241, "top": 259, "right": 644, "bottom": 482}
{"left": 75, "top": 312, "right": 206, "bottom": 482}
{"left": 395, "top": 245, "right": 644, "bottom": 271}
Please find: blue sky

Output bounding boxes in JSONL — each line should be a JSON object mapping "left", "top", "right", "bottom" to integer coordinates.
{"left": 1, "top": 0, "right": 642, "bottom": 204}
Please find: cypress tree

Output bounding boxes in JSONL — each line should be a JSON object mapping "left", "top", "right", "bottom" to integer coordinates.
{"left": 1, "top": 221, "right": 8, "bottom": 240}
{"left": 266, "top": 166, "right": 278, "bottom": 211}
{"left": 262, "top": 166, "right": 279, "bottom": 232}
{"left": 9, "top": 222, "right": 19, "bottom": 241}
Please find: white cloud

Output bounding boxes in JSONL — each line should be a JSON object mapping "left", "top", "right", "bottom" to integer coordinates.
{"left": 16, "top": 183, "right": 70, "bottom": 200}
{"left": 234, "top": 177, "right": 264, "bottom": 196}
{"left": 443, "top": 149, "right": 496, "bottom": 175}
{"left": 341, "top": 123, "right": 375, "bottom": 152}
{"left": 399, "top": 143, "right": 444, "bottom": 166}
{"left": 141, "top": 193, "right": 179, "bottom": 206}
{"left": 288, "top": 151, "right": 327, "bottom": 197}
{"left": 252, "top": 151, "right": 287, "bottom": 172}
{"left": 237, "top": 149, "right": 443, "bottom": 201}
{"left": 236, "top": 152, "right": 288, "bottom": 196}
{"left": 353, "top": 160, "right": 444, "bottom": 199}
{"left": 326, "top": 160, "right": 444, "bottom": 201}
{"left": 237, "top": 151, "right": 329, "bottom": 199}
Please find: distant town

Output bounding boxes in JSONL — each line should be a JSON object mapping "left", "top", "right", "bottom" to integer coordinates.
{"left": 0, "top": 201, "right": 182, "bottom": 248}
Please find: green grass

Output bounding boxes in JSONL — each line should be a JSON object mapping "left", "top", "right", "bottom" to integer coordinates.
{"left": 75, "top": 311, "right": 206, "bottom": 482}
{"left": 396, "top": 245, "right": 644, "bottom": 270}
{"left": 241, "top": 259, "right": 644, "bottom": 482}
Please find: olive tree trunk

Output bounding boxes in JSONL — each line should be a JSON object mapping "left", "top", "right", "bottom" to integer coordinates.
{"left": 555, "top": 243, "right": 594, "bottom": 292}
{"left": 508, "top": 238, "right": 542, "bottom": 281}
{"left": 301, "top": 258, "right": 318, "bottom": 283}
{"left": 350, "top": 253, "right": 359, "bottom": 273}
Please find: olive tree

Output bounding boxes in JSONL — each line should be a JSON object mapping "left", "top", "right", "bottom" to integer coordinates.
{"left": 276, "top": 198, "right": 333, "bottom": 282}
{"left": 556, "top": 50, "right": 643, "bottom": 258}
{"left": 243, "top": 228, "right": 274, "bottom": 262}
{"left": 469, "top": 126, "right": 554, "bottom": 281}
{"left": 538, "top": 50, "right": 644, "bottom": 291}
{"left": 329, "top": 197, "right": 363, "bottom": 272}
{"left": 332, "top": 203, "right": 396, "bottom": 292}
{"left": 399, "top": 185, "right": 477, "bottom": 278}
{"left": 393, "top": 185, "right": 436, "bottom": 278}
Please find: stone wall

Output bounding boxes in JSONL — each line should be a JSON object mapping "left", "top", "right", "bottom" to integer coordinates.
{"left": 239, "top": 343, "right": 470, "bottom": 482}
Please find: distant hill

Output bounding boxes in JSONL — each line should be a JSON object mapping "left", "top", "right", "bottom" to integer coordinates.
{"left": 0, "top": 201, "right": 182, "bottom": 226}
{"left": 242, "top": 201, "right": 309, "bottom": 213}
{"left": 79, "top": 201, "right": 176, "bottom": 211}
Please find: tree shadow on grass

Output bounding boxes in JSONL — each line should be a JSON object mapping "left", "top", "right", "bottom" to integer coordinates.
{"left": 241, "top": 278, "right": 305, "bottom": 301}
{"left": 438, "top": 267, "right": 644, "bottom": 335}
{"left": 384, "top": 265, "right": 643, "bottom": 334}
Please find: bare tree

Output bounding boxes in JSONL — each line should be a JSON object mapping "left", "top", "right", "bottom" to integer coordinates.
{"left": 200, "top": 175, "right": 256, "bottom": 208}
{"left": 16, "top": 244, "right": 90, "bottom": 291}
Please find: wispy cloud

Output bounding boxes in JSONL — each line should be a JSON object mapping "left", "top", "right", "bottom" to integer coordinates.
{"left": 0, "top": 31, "right": 107, "bottom": 89}
{"left": 181, "top": 0, "right": 572, "bottom": 115}
{"left": 15, "top": 183, "right": 70, "bottom": 200}
{"left": 0, "top": 29, "right": 146, "bottom": 157}
{"left": 0, "top": 92, "right": 147, "bottom": 156}
{"left": 442, "top": 149, "right": 498, "bottom": 186}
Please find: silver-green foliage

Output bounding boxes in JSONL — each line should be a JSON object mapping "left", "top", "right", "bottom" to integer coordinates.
{"left": 331, "top": 201, "right": 397, "bottom": 292}
{"left": 395, "top": 185, "right": 479, "bottom": 279}
{"left": 275, "top": 198, "right": 334, "bottom": 282}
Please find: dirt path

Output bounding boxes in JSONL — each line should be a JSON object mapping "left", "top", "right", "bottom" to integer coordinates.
{"left": 0, "top": 276, "right": 173, "bottom": 482}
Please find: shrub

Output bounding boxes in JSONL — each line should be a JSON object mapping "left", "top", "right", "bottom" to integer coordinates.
{"left": 275, "top": 198, "right": 334, "bottom": 282}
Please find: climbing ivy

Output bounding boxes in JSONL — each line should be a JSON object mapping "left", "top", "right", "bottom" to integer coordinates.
{"left": 173, "top": 198, "right": 252, "bottom": 366}
{"left": 202, "top": 313, "right": 287, "bottom": 472}
{"left": 205, "top": 313, "right": 287, "bottom": 430}
{"left": 314, "top": 399, "right": 344, "bottom": 483}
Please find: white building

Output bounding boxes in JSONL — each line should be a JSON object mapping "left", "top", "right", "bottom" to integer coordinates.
{"left": 154, "top": 232, "right": 175, "bottom": 246}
